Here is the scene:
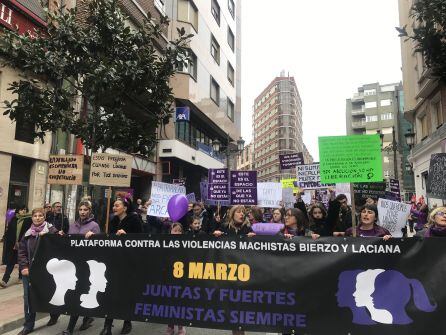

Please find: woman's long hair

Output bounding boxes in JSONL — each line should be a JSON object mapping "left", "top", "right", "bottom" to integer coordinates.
{"left": 308, "top": 202, "right": 327, "bottom": 223}
{"left": 285, "top": 207, "right": 308, "bottom": 233}
{"left": 227, "top": 205, "right": 250, "bottom": 230}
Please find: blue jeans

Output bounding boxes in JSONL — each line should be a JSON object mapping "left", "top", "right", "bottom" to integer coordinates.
{"left": 22, "top": 276, "right": 35, "bottom": 331}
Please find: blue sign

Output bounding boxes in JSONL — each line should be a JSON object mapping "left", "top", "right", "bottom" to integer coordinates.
{"left": 175, "top": 107, "right": 190, "bottom": 121}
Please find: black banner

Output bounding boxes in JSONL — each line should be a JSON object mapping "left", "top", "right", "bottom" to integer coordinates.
{"left": 30, "top": 235, "right": 445, "bottom": 334}
{"left": 427, "top": 153, "right": 446, "bottom": 199}
{"left": 353, "top": 182, "right": 387, "bottom": 206}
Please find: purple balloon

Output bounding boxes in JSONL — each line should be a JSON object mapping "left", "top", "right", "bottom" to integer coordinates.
{"left": 5, "top": 209, "right": 15, "bottom": 223}
{"left": 167, "top": 194, "right": 189, "bottom": 222}
{"left": 252, "top": 223, "right": 284, "bottom": 235}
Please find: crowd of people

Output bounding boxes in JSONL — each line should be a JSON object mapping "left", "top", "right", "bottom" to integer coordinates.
{"left": 1, "top": 190, "right": 446, "bottom": 335}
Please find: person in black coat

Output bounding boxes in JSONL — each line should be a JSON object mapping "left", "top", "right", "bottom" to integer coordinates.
{"left": 1, "top": 206, "right": 32, "bottom": 287}
{"left": 46, "top": 202, "right": 69, "bottom": 233}
{"left": 101, "top": 198, "right": 142, "bottom": 335}
{"left": 213, "top": 205, "right": 255, "bottom": 237}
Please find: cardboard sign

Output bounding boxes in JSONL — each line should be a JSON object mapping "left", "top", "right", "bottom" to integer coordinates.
{"left": 230, "top": 171, "right": 257, "bottom": 205}
{"left": 257, "top": 182, "right": 282, "bottom": 208}
{"left": 427, "top": 153, "right": 446, "bottom": 199}
{"left": 353, "top": 182, "right": 387, "bottom": 206}
{"left": 48, "top": 155, "right": 84, "bottom": 185}
{"left": 319, "top": 135, "right": 383, "bottom": 183}
{"left": 279, "top": 153, "right": 304, "bottom": 170}
{"left": 147, "top": 181, "right": 186, "bottom": 218}
{"left": 377, "top": 198, "right": 411, "bottom": 238}
{"left": 89, "top": 153, "right": 133, "bottom": 187}
{"left": 296, "top": 163, "right": 335, "bottom": 190}
{"left": 208, "top": 169, "right": 230, "bottom": 201}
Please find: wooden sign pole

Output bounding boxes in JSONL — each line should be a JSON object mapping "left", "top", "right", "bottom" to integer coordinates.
{"left": 350, "top": 183, "right": 357, "bottom": 237}
{"left": 105, "top": 187, "right": 112, "bottom": 233}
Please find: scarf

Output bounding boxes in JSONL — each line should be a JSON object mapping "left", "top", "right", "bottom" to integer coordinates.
{"left": 16, "top": 213, "right": 32, "bottom": 242}
{"left": 27, "top": 222, "right": 50, "bottom": 237}
{"left": 428, "top": 225, "right": 446, "bottom": 237}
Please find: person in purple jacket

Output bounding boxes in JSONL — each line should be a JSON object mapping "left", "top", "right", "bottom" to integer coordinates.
{"left": 340, "top": 204, "right": 392, "bottom": 240}
{"left": 61, "top": 200, "right": 100, "bottom": 335}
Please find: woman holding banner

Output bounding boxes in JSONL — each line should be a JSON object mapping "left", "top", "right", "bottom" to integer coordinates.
{"left": 419, "top": 207, "right": 446, "bottom": 237}
{"left": 61, "top": 200, "right": 100, "bottom": 335}
{"left": 101, "top": 198, "right": 142, "bottom": 335}
{"left": 213, "top": 206, "right": 255, "bottom": 237}
{"left": 282, "top": 207, "right": 308, "bottom": 238}
{"left": 17, "top": 208, "right": 58, "bottom": 335}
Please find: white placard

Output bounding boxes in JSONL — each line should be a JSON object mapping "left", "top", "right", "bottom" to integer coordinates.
{"left": 335, "top": 183, "right": 352, "bottom": 205}
{"left": 147, "top": 181, "right": 186, "bottom": 218}
{"left": 296, "top": 163, "right": 335, "bottom": 190}
{"left": 377, "top": 198, "right": 411, "bottom": 237}
{"left": 282, "top": 188, "right": 295, "bottom": 209}
{"left": 257, "top": 182, "right": 282, "bottom": 208}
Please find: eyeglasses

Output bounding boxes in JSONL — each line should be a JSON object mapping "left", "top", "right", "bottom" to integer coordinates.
{"left": 435, "top": 212, "right": 446, "bottom": 217}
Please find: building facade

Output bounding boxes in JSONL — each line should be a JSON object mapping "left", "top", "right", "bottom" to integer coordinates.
{"left": 345, "top": 82, "right": 415, "bottom": 198}
{"left": 236, "top": 142, "right": 253, "bottom": 171}
{"left": 161, "top": 0, "right": 241, "bottom": 195}
{"left": 252, "top": 73, "right": 307, "bottom": 182}
{"left": 398, "top": 0, "right": 446, "bottom": 206}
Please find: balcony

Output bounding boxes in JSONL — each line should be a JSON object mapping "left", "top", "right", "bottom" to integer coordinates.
{"left": 351, "top": 93, "right": 364, "bottom": 102}
{"left": 351, "top": 106, "right": 365, "bottom": 115}
{"left": 352, "top": 120, "right": 366, "bottom": 128}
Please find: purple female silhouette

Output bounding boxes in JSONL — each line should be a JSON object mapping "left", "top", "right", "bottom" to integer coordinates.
{"left": 372, "top": 270, "right": 437, "bottom": 324}
{"left": 336, "top": 270, "right": 376, "bottom": 325}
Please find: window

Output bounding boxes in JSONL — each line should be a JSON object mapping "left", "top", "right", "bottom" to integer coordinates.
{"left": 228, "top": 0, "right": 235, "bottom": 18}
{"left": 177, "top": 0, "right": 198, "bottom": 31}
{"left": 380, "top": 113, "right": 393, "bottom": 121}
{"left": 381, "top": 127, "right": 393, "bottom": 134}
{"left": 177, "top": 49, "right": 197, "bottom": 79}
{"left": 210, "top": 77, "right": 220, "bottom": 105}
{"left": 227, "top": 98, "right": 234, "bottom": 121}
{"left": 154, "top": 0, "right": 165, "bottom": 14}
{"left": 433, "top": 100, "right": 443, "bottom": 127}
{"left": 365, "top": 101, "right": 377, "bottom": 109}
{"left": 211, "top": 0, "right": 220, "bottom": 25}
{"left": 364, "top": 89, "right": 376, "bottom": 96}
{"left": 15, "top": 118, "right": 35, "bottom": 143}
{"left": 210, "top": 35, "right": 220, "bottom": 64}
{"left": 227, "top": 27, "right": 235, "bottom": 51}
{"left": 380, "top": 99, "right": 392, "bottom": 106}
{"left": 366, "top": 115, "right": 378, "bottom": 122}
{"left": 227, "top": 62, "right": 234, "bottom": 86}
{"left": 420, "top": 114, "right": 429, "bottom": 138}
{"left": 381, "top": 85, "right": 395, "bottom": 92}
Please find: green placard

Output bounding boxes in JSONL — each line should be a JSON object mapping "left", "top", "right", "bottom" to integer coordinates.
{"left": 319, "top": 135, "right": 383, "bottom": 183}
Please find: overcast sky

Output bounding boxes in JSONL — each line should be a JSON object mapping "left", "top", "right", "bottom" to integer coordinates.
{"left": 240, "top": 0, "right": 402, "bottom": 160}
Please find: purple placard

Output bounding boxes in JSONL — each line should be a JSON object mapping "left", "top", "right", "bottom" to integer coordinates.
{"left": 279, "top": 152, "right": 304, "bottom": 170}
{"left": 200, "top": 181, "right": 230, "bottom": 206}
{"left": 389, "top": 178, "right": 401, "bottom": 201}
{"left": 230, "top": 171, "right": 258, "bottom": 205}
{"left": 252, "top": 223, "right": 284, "bottom": 235}
{"left": 208, "top": 169, "right": 230, "bottom": 201}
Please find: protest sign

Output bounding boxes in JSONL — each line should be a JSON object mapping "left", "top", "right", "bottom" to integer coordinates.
{"left": 377, "top": 198, "right": 411, "bottom": 237}
{"left": 301, "top": 192, "right": 312, "bottom": 205}
{"left": 296, "top": 163, "right": 335, "bottom": 190}
{"left": 257, "top": 182, "right": 282, "bottom": 208}
{"left": 200, "top": 182, "right": 230, "bottom": 206}
{"left": 335, "top": 183, "right": 351, "bottom": 205}
{"left": 172, "top": 178, "right": 186, "bottom": 187}
{"left": 47, "top": 155, "right": 84, "bottom": 185}
{"left": 147, "top": 181, "right": 186, "bottom": 217}
{"left": 388, "top": 179, "right": 401, "bottom": 201}
{"left": 279, "top": 152, "right": 304, "bottom": 170}
{"left": 208, "top": 169, "right": 230, "bottom": 201}
{"left": 89, "top": 153, "right": 133, "bottom": 187}
{"left": 282, "top": 188, "right": 295, "bottom": 209}
{"left": 427, "top": 153, "right": 446, "bottom": 199}
{"left": 319, "top": 135, "right": 383, "bottom": 184}
{"left": 280, "top": 179, "right": 300, "bottom": 193}
{"left": 186, "top": 193, "right": 196, "bottom": 204}
{"left": 230, "top": 171, "right": 257, "bottom": 205}
{"left": 353, "top": 182, "right": 387, "bottom": 206}
{"left": 32, "top": 235, "right": 445, "bottom": 334}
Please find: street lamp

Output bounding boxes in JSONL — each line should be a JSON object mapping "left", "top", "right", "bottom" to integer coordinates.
{"left": 212, "top": 135, "right": 245, "bottom": 169}
{"left": 404, "top": 129, "right": 416, "bottom": 173}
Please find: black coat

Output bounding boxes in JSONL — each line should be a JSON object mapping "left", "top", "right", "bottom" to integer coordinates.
{"left": 2, "top": 216, "right": 32, "bottom": 265}
{"left": 110, "top": 212, "right": 142, "bottom": 234}
{"left": 46, "top": 212, "right": 69, "bottom": 233}
{"left": 221, "top": 223, "right": 253, "bottom": 236}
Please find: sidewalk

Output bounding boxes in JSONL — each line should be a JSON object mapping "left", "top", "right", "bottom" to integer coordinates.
{"left": 0, "top": 264, "right": 25, "bottom": 335}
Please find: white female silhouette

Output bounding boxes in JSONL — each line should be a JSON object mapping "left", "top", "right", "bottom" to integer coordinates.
{"left": 46, "top": 258, "right": 77, "bottom": 306}
{"left": 80, "top": 260, "right": 107, "bottom": 308}
{"left": 353, "top": 269, "right": 393, "bottom": 324}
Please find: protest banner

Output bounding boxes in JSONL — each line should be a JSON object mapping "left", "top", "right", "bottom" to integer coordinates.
{"left": 89, "top": 153, "right": 133, "bottom": 187}
{"left": 377, "top": 198, "right": 411, "bottom": 237}
{"left": 280, "top": 178, "right": 300, "bottom": 193}
{"left": 257, "top": 182, "right": 282, "bottom": 208}
{"left": 31, "top": 235, "right": 444, "bottom": 334}
{"left": 296, "top": 163, "right": 335, "bottom": 190}
{"left": 319, "top": 135, "right": 383, "bottom": 184}
{"left": 208, "top": 169, "right": 230, "bottom": 201}
{"left": 279, "top": 152, "right": 304, "bottom": 170}
{"left": 147, "top": 181, "right": 186, "bottom": 218}
{"left": 47, "top": 155, "right": 84, "bottom": 185}
{"left": 353, "top": 182, "right": 387, "bottom": 206}
{"left": 186, "top": 193, "right": 196, "bottom": 204}
{"left": 230, "top": 171, "right": 257, "bottom": 205}
{"left": 282, "top": 188, "right": 295, "bottom": 209}
{"left": 427, "top": 153, "right": 446, "bottom": 199}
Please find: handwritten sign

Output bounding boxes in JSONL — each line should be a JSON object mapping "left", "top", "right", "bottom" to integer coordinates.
{"left": 319, "top": 135, "right": 383, "bottom": 183}
{"left": 230, "top": 171, "right": 257, "bottom": 205}
{"left": 257, "top": 182, "right": 282, "bottom": 208}
{"left": 89, "top": 153, "right": 133, "bottom": 187}
{"left": 279, "top": 152, "right": 304, "bottom": 170}
{"left": 427, "top": 153, "right": 446, "bottom": 199}
{"left": 296, "top": 163, "right": 334, "bottom": 190}
{"left": 147, "top": 181, "right": 186, "bottom": 218}
{"left": 48, "top": 155, "right": 84, "bottom": 185}
{"left": 377, "top": 198, "right": 411, "bottom": 237}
